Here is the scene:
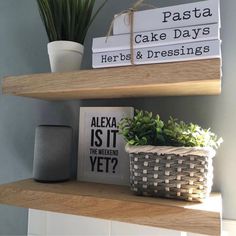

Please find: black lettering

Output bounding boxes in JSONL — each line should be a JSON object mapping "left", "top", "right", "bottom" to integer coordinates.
{"left": 120, "top": 53, "right": 126, "bottom": 61}
{"left": 174, "top": 29, "right": 182, "bottom": 39}
{"left": 182, "top": 29, "right": 191, "bottom": 38}
{"left": 192, "top": 28, "right": 201, "bottom": 40}
{"left": 174, "top": 49, "right": 180, "bottom": 56}
{"left": 180, "top": 46, "right": 185, "bottom": 56}
{"left": 154, "top": 51, "right": 161, "bottom": 58}
{"left": 142, "top": 35, "right": 149, "bottom": 43}
{"left": 203, "top": 27, "right": 210, "bottom": 35}
{"left": 183, "top": 10, "right": 191, "bottom": 20}
{"left": 90, "top": 156, "right": 97, "bottom": 171}
{"left": 193, "top": 8, "right": 201, "bottom": 18}
{"left": 113, "top": 55, "right": 119, "bottom": 62}
{"left": 203, "top": 8, "right": 212, "bottom": 17}
{"left": 111, "top": 130, "right": 119, "bottom": 148}
{"left": 105, "top": 157, "right": 111, "bottom": 173}
{"left": 96, "top": 117, "right": 100, "bottom": 127}
{"left": 135, "top": 34, "right": 142, "bottom": 44}
{"left": 161, "top": 50, "right": 167, "bottom": 57}
{"left": 173, "top": 12, "right": 181, "bottom": 21}
{"left": 97, "top": 157, "right": 103, "bottom": 172}
{"left": 107, "top": 130, "right": 111, "bottom": 147}
{"left": 203, "top": 45, "right": 210, "bottom": 53}
{"left": 126, "top": 53, "right": 131, "bottom": 60}
{"left": 94, "top": 129, "right": 103, "bottom": 147}
{"left": 101, "top": 117, "right": 106, "bottom": 127}
{"left": 105, "top": 117, "right": 110, "bottom": 127}
{"left": 90, "top": 148, "right": 98, "bottom": 155}
{"left": 162, "top": 11, "right": 171, "bottom": 23}
{"left": 111, "top": 118, "right": 116, "bottom": 128}
{"left": 91, "top": 117, "right": 96, "bottom": 127}
{"left": 107, "top": 56, "right": 113, "bottom": 62}
{"left": 168, "top": 49, "right": 174, "bottom": 57}
{"left": 147, "top": 50, "right": 154, "bottom": 58}
{"left": 195, "top": 46, "right": 203, "bottom": 56}
{"left": 187, "top": 47, "right": 194, "bottom": 55}
{"left": 101, "top": 55, "right": 107, "bottom": 63}
{"left": 111, "top": 158, "right": 118, "bottom": 173}
{"left": 160, "top": 33, "right": 166, "bottom": 40}
{"left": 151, "top": 33, "right": 159, "bottom": 42}
{"left": 91, "top": 129, "right": 94, "bottom": 146}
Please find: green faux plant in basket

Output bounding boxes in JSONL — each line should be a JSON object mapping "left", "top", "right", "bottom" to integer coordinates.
{"left": 119, "top": 110, "right": 223, "bottom": 202}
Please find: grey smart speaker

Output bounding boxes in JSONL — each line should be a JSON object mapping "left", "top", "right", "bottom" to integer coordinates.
{"left": 33, "top": 125, "right": 73, "bottom": 182}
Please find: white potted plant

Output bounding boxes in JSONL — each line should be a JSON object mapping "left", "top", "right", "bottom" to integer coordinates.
{"left": 119, "top": 110, "right": 223, "bottom": 202}
{"left": 37, "top": 0, "right": 107, "bottom": 72}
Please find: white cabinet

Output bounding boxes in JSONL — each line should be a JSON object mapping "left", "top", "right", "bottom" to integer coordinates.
{"left": 110, "top": 221, "right": 183, "bottom": 236}
{"left": 28, "top": 209, "right": 209, "bottom": 236}
{"left": 28, "top": 209, "right": 47, "bottom": 236}
{"left": 46, "top": 212, "right": 110, "bottom": 236}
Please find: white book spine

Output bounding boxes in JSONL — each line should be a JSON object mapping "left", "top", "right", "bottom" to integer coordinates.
{"left": 92, "top": 40, "right": 221, "bottom": 69}
{"left": 113, "top": 0, "right": 220, "bottom": 35}
{"left": 93, "top": 23, "right": 220, "bottom": 53}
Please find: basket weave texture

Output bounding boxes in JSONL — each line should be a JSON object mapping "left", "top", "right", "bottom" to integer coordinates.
{"left": 126, "top": 145, "right": 216, "bottom": 202}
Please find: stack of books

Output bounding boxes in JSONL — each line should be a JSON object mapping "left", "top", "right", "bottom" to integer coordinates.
{"left": 92, "top": 0, "right": 221, "bottom": 69}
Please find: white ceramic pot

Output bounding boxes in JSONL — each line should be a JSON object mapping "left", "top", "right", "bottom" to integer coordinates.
{"left": 47, "top": 41, "right": 84, "bottom": 72}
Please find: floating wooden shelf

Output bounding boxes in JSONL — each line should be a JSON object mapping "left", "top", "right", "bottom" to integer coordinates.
{"left": 0, "top": 179, "right": 221, "bottom": 235}
{"left": 2, "top": 59, "right": 221, "bottom": 100}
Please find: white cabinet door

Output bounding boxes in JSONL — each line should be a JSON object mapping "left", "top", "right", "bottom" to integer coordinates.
{"left": 29, "top": 209, "right": 227, "bottom": 236}
{"left": 28, "top": 209, "right": 110, "bottom": 236}
{"left": 110, "top": 221, "right": 183, "bottom": 236}
{"left": 28, "top": 209, "right": 47, "bottom": 236}
{"left": 46, "top": 211, "right": 110, "bottom": 236}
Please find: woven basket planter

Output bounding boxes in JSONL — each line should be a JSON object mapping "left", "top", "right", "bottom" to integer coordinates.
{"left": 126, "top": 145, "right": 216, "bottom": 202}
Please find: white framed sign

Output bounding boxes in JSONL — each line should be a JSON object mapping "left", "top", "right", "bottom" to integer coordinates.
{"left": 77, "top": 107, "right": 134, "bottom": 185}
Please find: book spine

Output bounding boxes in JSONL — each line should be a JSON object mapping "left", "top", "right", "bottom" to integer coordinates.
{"left": 93, "top": 23, "right": 220, "bottom": 53}
{"left": 92, "top": 40, "right": 221, "bottom": 69}
{"left": 113, "top": 0, "right": 220, "bottom": 35}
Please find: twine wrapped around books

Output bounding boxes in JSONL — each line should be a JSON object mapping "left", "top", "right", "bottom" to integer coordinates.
{"left": 106, "top": 0, "right": 156, "bottom": 65}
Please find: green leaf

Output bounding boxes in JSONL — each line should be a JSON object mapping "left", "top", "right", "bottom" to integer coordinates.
{"left": 118, "top": 110, "right": 223, "bottom": 150}
{"left": 37, "top": 0, "right": 107, "bottom": 44}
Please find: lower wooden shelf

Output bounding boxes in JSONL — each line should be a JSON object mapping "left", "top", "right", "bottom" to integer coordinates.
{"left": 0, "top": 179, "right": 221, "bottom": 235}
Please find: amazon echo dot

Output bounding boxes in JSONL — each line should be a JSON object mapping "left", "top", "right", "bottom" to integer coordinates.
{"left": 33, "top": 125, "right": 72, "bottom": 182}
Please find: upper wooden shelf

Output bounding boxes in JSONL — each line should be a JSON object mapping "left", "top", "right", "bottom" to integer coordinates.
{"left": 0, "top": 179, "right": 221, "bottom": 235}
{"left": 2, "top": 59, "right": 221, "bottom": 100}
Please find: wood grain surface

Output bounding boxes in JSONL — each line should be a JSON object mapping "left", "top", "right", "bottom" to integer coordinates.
{"left": 2, "top": 59, "right": 221, "bottom": 100}
{"left": 0, "top": 179, "right": 222, "bottom": 235}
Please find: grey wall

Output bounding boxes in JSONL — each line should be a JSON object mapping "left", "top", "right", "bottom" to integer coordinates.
{"left": 0, "top": 0, "right": 235, "bottom": 235}
{"left": 0, "top": 0, "right": 79, "bottom": 235}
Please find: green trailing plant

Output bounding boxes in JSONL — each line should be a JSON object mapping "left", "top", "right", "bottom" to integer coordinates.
{"left": 37, "top": 0, "right": 107, "bottom": 44}
{"left": 119, "top": 110, "right": 223, "bottom": 149}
